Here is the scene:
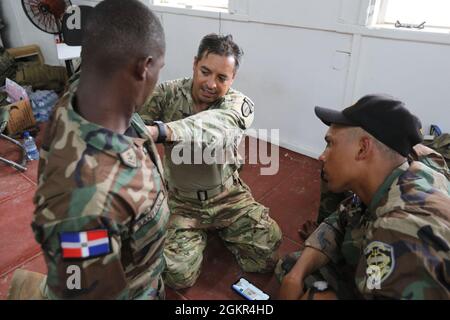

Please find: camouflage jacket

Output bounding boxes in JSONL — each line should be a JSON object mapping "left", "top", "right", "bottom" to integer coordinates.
{"left": 306, "top": 154, "right": 450, "bottom": 299}
{"left": 32, "top": 87, "right": 170, "bottom": 299}
{"left": 139, "top": 77, "right": 255, "bottom": 192}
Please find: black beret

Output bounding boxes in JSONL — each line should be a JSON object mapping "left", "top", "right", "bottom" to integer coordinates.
{"left": 314, "top": 94, "right": 423, "bottom": 157}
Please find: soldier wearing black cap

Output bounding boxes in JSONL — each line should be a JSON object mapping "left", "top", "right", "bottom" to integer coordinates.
{"left": 276, "top": 94, "right": 450, "bottom": 300}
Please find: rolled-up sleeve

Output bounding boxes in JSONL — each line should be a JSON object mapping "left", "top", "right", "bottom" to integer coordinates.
{"left": 304, "top": 211, "right": 345, "bottom": 264}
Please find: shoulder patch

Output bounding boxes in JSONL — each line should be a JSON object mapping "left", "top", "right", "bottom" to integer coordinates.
{"left": 241, "top": 97, "right": 255, "bottom": 118}
{"left": 120, "top": 148, "right": 138, "bottom": 168}
{"left": 60, "top": 230, "right": 111, "bottom": 260}
{"left": 364, "top": 241, "right": 395, "bottom": 285}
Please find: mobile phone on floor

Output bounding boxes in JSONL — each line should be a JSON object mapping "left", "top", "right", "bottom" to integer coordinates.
{"left": 232, "top": 277, "right": 270, "bottom": 300}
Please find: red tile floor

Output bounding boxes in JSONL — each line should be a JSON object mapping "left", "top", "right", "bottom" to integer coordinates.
{"left": 0, "top": 126, "right": 322, "bottom": 300}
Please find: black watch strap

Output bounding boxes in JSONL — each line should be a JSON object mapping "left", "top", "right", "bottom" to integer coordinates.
{"left": 307, "top": 288, "right": 315, "bottom": 300}
{"left": 154, "top": 121, "right": 167, "bottom": 143}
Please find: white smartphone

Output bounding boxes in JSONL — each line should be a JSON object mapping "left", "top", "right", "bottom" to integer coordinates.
{"left": 232, "top": 277, "right": 270, "bottom": 300}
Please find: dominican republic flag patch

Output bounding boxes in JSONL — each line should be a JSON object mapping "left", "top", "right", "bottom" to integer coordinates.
{"left": 60, "top": 230, "right": 111, "bottom": 259}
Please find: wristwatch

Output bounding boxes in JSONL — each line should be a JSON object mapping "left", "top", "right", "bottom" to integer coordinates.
{"left": 153, "top": 120, "right": 167, "bottom": 143}
{"left": 307, "top": 281, "right": 328, "bottom": 300}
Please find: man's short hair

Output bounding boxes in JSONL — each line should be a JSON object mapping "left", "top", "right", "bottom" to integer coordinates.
{"left": 347, "top": 127, "right": 405, "bottom": 161}
{"left": 81, "top": 0, "right": 165, "bottom": 75}
{"left": 197, "top": 34, "right": 243, "bottom": 71}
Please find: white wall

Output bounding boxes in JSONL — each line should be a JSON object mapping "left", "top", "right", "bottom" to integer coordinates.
{"left": 220, "top": 21, "right": 352, "bottom": 157}
{"left": 1, "top": 0, "right": 62, "bottom": 66}
{"left": 2, "top": 0, "right": 450, "bottom": 158}
{"left": 354, "top": 37, "right": 450, "bottom": 137}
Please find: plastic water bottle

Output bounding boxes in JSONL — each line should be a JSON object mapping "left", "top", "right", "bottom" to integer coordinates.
{"left": 30, "top": 91, "right": 38, "bottom": 121}
{"left": 30, "top": 91, "right": 43, "bottom": 122}
{"left": 31, "top": 99, "right": 40, "bottom": 122}
{"left": 23, "top": 131, "right": 39, "bottom": 161}
{"left": 30, "top": 90, "right": 59, "bottom": 123}
{"left": 38, "top": 97, "right": 48, "bottom": 122}
{"left": 46, "top": 91, "right": 59, "bottom": 118}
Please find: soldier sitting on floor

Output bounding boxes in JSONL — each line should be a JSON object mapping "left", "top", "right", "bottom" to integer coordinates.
{"left": 276, "top": 94, "right": 450, "bottom": 300}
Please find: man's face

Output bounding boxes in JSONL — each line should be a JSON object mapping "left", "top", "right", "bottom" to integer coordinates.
{"left": 191, "top": 53, "right": 236, "bottom": 105}
{"left": 319, "top": 125, "right": 359, "bottom": 193}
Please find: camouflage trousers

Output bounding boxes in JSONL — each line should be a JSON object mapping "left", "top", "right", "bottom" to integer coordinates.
{"left": 163, "top": 178, "right": 282, "bottom": 289}
{"left": 274, "top": 251, "right": 359, "bottom": 299}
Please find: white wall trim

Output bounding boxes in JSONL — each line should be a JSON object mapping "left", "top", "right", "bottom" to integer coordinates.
{"left": 341, "top": 24, "right": 450, "bottom": 46}
{"left": 343, "top": 34, "right": 362, "bottom": 106}
{"left": 149, "top": 4, "right": 221, "bottom": 20}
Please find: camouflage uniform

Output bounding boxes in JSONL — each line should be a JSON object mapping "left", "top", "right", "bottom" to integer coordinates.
{"left": 32, "top": 81, "right": 170, "bottom": 299}
{"left": 317, "top": 182, "right": 351, "bottom": 224}
{"left": 140, "top": 78, "right": 282, "bottom": 289}
{"left": 276, "top": 145, "right": 450, "bottom": 299}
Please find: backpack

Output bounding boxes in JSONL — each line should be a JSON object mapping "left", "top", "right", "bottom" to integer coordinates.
{"left": 424, "top": 134, "right": 450, "bottom": 169}
{"left": 0, "top": 47, "right": 17, "bottom": 86}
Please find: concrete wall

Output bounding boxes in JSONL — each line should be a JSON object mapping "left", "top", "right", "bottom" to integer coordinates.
{"left": 2, "top": 0, "right": 449, "bottom": 158}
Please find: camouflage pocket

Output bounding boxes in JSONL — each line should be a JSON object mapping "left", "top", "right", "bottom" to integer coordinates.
{"left": 245, "top": 205, "right": 272, "bottom": 230}
{"left": 129, "top": 192, "right": 166, "bottom": 263}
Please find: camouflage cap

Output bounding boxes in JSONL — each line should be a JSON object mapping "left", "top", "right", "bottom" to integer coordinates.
{"left": 315, "top": 94, "right": 423, "bottom": 157}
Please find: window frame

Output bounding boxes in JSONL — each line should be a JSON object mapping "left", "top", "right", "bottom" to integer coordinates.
{"left": 375, "top": 0, "right": 389, "bottom": 25}
{"left": 373, "top": 0, "right": 450, "bottom": 31}
{"left": 148, "top": 0, "right": 250, "bottom": 22}
{"left": 150, "top": 0, "right": 229, "bottom": 14}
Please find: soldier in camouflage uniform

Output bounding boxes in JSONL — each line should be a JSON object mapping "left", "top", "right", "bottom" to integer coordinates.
{"left": 13, "top": 0, "right": 169, "bottom": 299}
{"left": 298, "top": 140, "right": 450, "bottom": 241}
{"left": 139, "top": 34, "right": 282, "bottom": 289}
{"left": 277, "top": 95, "right": 450, "bottom": 300}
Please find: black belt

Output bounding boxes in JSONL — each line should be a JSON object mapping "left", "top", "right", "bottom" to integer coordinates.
{"left": 169, "top": 174, "right": 236, "bottom": 201}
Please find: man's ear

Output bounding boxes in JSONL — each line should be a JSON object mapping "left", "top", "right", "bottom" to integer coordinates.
{"left": 230, "top": 71, "right": 237, "bottom": 85}
{"left": 193, "top": 56, "right": 199, "bottom": 71}
{"left": 356, "top": 136, "right": 372, "bottom": 160}
{"left": 136, "top": 56, "right": 153, "bottom": 80}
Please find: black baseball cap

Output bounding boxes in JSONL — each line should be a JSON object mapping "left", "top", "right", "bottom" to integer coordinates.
{"left": 314, "top": 94, "right": 423, "bottom": 157}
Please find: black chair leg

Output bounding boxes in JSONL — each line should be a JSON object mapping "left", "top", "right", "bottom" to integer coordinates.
{"left": 0, "top": 133, "right": 28, "bottom": 172}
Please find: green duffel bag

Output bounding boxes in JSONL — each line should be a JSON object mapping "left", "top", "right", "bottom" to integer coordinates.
{"left": 0, "top": 47, "right": 17, "bottom": 86}
{"left": 424, "top": 133, "right": 450, "bottom": 168}
{"left": 15, "top": 64, "right": 67, "bottom": 93}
